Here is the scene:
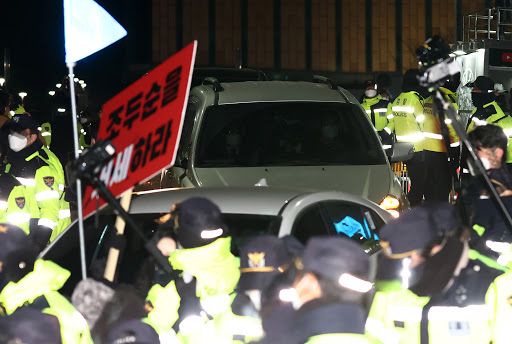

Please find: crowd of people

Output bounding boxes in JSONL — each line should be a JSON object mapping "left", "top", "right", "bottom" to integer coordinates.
{"left": 1, "top": 67, "right": 512, "bottom": 342}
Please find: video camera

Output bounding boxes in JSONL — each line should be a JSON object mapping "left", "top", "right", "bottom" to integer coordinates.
{"left": 67, "top": 140, "right": 116, "bottom": 185}
{"left": 416, "top": 36, "right": 461, "bottom": 91}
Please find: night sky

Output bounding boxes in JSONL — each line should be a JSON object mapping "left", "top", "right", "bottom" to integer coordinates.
{"left": 3, "top": 0, "right": 151, "bottom": 120}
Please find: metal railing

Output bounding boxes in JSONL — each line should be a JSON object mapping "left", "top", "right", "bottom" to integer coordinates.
{"left": 463, "top": 7, "right": 512, "bottom": 41}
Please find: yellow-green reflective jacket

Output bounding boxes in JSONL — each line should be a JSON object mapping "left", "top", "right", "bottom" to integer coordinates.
{"left": 40, "top": 122, "right": 52, "bottom": 147}
{"left": 143, "top": 280, "right": 180, "bottom": 340}
{"left": 467, "top": 101, "right": 512, "bottom": 163}
{"left": 389, "top": 91, "right": 425, "bottom": 152}
{"left": 0, "top": 259, "right": 92, "bottom": 343}
{"left": 5, "top": 145, "right": 70, "bottom": 239}
{"left": 214, "top": 307, "right": 263, "bottom": 343}
{"left": 169, "top": 237, "right": 240, "bottom": 303}
{"left": 366, "top": 253, "right": 512, "bottom": 344}
{"left": 422, "top": 88, "right": 460, "bottom": 153}
{"left": 145, "top": 238, "right": 240, "bottom": 343}
{"left": 0, "top": 183, "right": 39, "bottom": 234}
{"left": 361, "top": 95, "right": 393, "bottom": 132}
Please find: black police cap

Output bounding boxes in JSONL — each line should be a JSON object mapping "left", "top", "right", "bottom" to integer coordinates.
{"left": 173, "top": 197, "right": 229, "bottom": 249}
{"left": 474, "top": 76, "right": 495, "bottom": 92}
{"left": 238, "top": 235, "right": 288, "bottom": 292}
{"left": 8, "top": 113, "right": 40, "bottom": 132}
{"left": 0, "top": 223, "right": 32, "bottom": 263}
{"left": 302, "top": 236, "right": 370, "bottom": 283}
{"left": 106, "top": 319, "right": 159, "bottom": 344}
{"left": 379, "top": 202, "right": 459, "bottom": 258}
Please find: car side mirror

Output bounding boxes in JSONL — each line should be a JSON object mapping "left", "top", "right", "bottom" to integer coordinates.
{"left": 390, "top": 142, "right": 414, "bottom": 162}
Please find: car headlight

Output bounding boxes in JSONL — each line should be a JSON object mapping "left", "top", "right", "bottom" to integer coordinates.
{"left": 379, "top": 195, "right": 400, "bottom": 218}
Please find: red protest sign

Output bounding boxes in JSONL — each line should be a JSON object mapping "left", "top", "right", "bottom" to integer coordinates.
{"left": 82, "top": 41, "right": 197, "bottom": 218}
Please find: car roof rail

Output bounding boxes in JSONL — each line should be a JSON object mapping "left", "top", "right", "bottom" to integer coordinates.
{"left": 202, "top": 77, "right": 224, "bottom": 92}
{"left": 312, "top": 75, "right": 337, "bottom": 90}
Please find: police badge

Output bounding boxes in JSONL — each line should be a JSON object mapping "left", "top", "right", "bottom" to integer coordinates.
{"left": 43, "top": 176, "right": 55, "bottom": 188}
{"left": 15, "top": 197, "right": 25, "bottom": 209}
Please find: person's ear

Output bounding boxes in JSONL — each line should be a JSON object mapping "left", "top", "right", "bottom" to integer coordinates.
{"left": 495, "top": 147, "right": 504, "bottom": 161}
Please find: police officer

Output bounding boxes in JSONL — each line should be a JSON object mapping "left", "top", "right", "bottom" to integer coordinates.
{"left": 225, "top": 235, "right": 289, "bottom": 343}
{"left": 261, "top": 236, "right": 376, "bottom": 343}
{"left": 3, "top": 114, "right": 70, "bottom": 249}
{"left": 143, "top": 197, "right": 240, "bottom": 342}
{"left": 467, "top": 76, "right": 512, "bottom": 168}
{"left": 361, "top": 80, "right": 394, "bottom": 149}
{"left": 0, "top": 223, "right": 92, "bottom": 343}
{"left": 390, "top": 69, "right": 426, "bottom": 206}
{"left": 421, "top": 74, "right": 461, "bottom": 202}
{"left": 366, "top": 202, "right": 512, "bottom": 343}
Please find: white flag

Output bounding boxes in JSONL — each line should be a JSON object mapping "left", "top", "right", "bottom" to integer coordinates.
{"left": 64, "top": 0, "right": 127, "bottom": 64}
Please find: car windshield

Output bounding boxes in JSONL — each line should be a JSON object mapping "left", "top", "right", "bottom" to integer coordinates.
{"left": 196, "top": 102, "right": 386, "bottom": 167}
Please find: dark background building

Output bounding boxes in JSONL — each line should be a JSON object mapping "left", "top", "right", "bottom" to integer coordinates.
{"left": 2, "top": 0, "right": 488, "bottom": 116}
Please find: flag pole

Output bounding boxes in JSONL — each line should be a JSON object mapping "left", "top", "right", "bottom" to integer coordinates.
{"left": 67, "top": 62, "right": 88, "bottom": 281}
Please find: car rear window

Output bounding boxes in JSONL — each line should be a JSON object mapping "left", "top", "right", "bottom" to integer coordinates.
{"left": 195, "top": 102, "right": 386, "bottom": 167}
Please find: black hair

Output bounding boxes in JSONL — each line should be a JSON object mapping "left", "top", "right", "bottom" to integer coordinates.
{"left": 402, "top": 69, "right": 420, "bottom": 93}
{"left": 92, "top": 285, "right": 146, "bottom": 344}
{"left": 468, "top": 124, "right": 508, "bottom": 163}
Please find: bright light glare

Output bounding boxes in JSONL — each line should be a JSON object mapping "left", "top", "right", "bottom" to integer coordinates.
{"left": 57, "top": 108, "right": 66, "bottom": 113}
{"left": 48, "top": 91, "right": 56, "bottom": 96}
{"left": 56, "top": 83, "right": 62, "bottom": 88}
{"left": 338, "top": 273, "right": 373, "bottom": 293}
{"left": 18, "top": 92, "right": 27, "bottom": 99}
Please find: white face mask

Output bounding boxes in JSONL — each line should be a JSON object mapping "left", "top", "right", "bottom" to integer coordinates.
{"left": 322, "top": 125, "right": 339, "bottom": 140}
{"left": 8, "top": 132, "right": 28, "bottom": 152}
{"left": 480, "top": 157, "right": 492, "bottom": 170}
{"left": 365, "top": 89, "right": 378, "bottom": 98}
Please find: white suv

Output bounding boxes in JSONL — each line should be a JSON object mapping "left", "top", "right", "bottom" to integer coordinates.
{"left": 168, "top": 77, "right": 411, "bottom": 213}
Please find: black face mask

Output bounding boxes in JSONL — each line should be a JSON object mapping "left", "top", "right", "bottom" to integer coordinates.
{"left": 408, "top": 236, "right": 464, "bottom": 297}
{"left": 471, "top": 92, "right": 495, "bottom": 109}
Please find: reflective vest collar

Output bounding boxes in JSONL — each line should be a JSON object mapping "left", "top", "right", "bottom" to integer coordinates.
{"left": 293, "top": 300, "right": 366, "bottom": 342}
{"left": 362, "top": 95, "right": 383, "bottom": 108}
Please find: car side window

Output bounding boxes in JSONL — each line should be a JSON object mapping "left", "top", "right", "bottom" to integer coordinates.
{"left": 177, "top": 99, "right": 198, "bottom": 163}
{"left": 291, "top": 205, "right": 330, "bottom": 244}
{"left": 320, "top": 201, "right": 383, "bottom": 253}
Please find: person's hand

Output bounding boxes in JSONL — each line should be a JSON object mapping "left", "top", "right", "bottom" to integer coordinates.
{"left": 500, "top": 189, "right": 512, "bottom": 197}
{"left": 157, "top": 237, "right": 176, "bottom": 256}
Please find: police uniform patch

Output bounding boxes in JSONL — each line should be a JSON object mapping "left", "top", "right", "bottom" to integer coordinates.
{"left": 15, "top": 197, "right": 25, "bottom": 209}
{"left": 43, "top": 176, "right": 54, "bottom": 188}
{"left": 248, "top": 252, "right": 265, "bottom": 268}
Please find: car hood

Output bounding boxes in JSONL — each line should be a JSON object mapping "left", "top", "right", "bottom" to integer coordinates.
{"left": 193, "top": 165, "right": 391, "bottom": 202}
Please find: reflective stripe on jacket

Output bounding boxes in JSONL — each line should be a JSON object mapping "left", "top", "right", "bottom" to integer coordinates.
{"left": 390, "top": 91, "right": 425, "bottom": 152}
{"left": 366, "top": 253, "right": 512, "bottom": 344}
{"left": 361, "top": 95, "right": 392, "bottom": 132}
{"left": 422, "top": 88, "right": 459, "bottom": 153}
